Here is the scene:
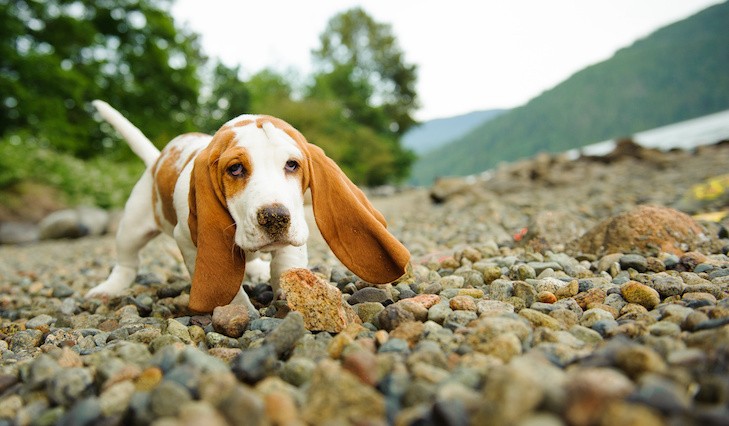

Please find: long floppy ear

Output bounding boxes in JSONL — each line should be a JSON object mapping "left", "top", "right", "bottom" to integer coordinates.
{"left": 187, "top": 133, "right": 246, "bottom": 312}
{"left": 305, "top": 143, "right": 410, "bottom": 284}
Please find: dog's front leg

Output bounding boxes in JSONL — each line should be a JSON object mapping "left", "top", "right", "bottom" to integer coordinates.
{"left": 229, "top": 287, "right": 261, "bottom": 319}
{"left": 270, "top": 244, "right": 308, "bottom": 298}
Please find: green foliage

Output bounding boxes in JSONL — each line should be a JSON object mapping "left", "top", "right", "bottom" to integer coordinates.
{"left": 1, "top": 0, "right": 204, "bottom": 158}
{"left": 196, "top": 61, "right": 252, "bottom": 133}
{"left": 311, "top": 7, "right": 419, "bottom": 137}
{"left": 246, "top": 69, "right": 295, "bottom": 114}
{"left": 411, "top": 2, "right": 729, "bottom": 185}
{"left": 0, "top": 134, "right": 143, "bottom": 208}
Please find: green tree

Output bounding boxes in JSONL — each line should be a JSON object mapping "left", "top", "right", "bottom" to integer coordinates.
{"left": 197, "top": 61, "right": 251, "bottom": 133}
{"left": 0, "top": 0, "right": 204, "bottom": 157}
{"left": 311, "top": 7, "right": 419, "bottom": 137}
{"left": 247, "top": 68, "right": 294, "bottom": 114}
{"left": 310, "top": 7, "right": 418, "bottom": 184}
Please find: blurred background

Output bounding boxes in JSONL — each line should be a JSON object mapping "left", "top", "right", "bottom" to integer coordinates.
{"left": 1, "top": 0, "right": 728, "bottom": 218}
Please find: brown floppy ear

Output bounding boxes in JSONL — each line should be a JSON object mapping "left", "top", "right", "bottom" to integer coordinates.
{"left": 305, "top": 143, "right": 410, "bottom": 284}
{"left": 187, "top": 133, "right": 246, "bottom": 312}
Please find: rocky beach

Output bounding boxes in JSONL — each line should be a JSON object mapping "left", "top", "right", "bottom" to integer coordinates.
{"left": 1, "top": 140, "right": 729, "bottom": 425}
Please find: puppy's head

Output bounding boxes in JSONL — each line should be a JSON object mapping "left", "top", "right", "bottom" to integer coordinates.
{"left": 206, "top": 117, "right": 309, "bottom": 251}
{"left": 187, "top": 115, "right": 410, "bottom": 312}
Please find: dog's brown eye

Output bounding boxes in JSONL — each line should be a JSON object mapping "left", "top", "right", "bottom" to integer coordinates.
{"left": 227, "top": 163, "right": 245, "bottom": 177}
{"left": 285, "top": 160, "right": 299, "bottom": 173}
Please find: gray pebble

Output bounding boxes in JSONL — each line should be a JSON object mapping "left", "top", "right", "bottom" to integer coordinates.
{"left": 440, "top": 275, "right": 465, "bottom": 289}
{"left": 379, "top": 338, "right": 410, "bottom": 354}
{"left": 693, "top": 317, "right": 729, "bottom": 331}
{"left": 443, "top": 311, "right": 478, "bottom": 331}
{"left": 57, "top": 397, "right": 101, "bottom": 426}
{"left": 456, "top": 270, "right": 485, "bottom": 287}
{"left": 427, "top": 302, "right": 453, "bottom": 324}
{"left": 164, "top": 364, "right": 201, "bottom": 394}
{"left": 620, "top": 254, "right": 648, "bottom": 272}
{"left": 489, "top": 279, "right": 514, "bottom": 300}
{"left": 529, "top": 262, "right": 563, "bottom": 275}
{"left": 591, "top": 319, "right": 619, "bottom": 336}
{"left": 650, "top": 274, "right": 685, "bottom": 298}
{"left": 179, "top": 346, "right": 229, "bottom": 373}
{"left": 10, "top": 329, "right": 43, "bottom": 351}
{"left": 279, "top": 357, "right": 316, "bottom": 387}
{"left": 52, "top": 284, "right": 75, "bottom": 298}
{"left": 378, "top": 304, "right": 415, "bottom": 331}
{"left": 264, "top": 311, "right": 307, "bottom": 356}
{"left": 628, "top": 374, "right": 692, "bottom": 414}
{"left": 509, "top": 264, "right": 536, "bottom": 280}
{"left": 649, "top": 321, "right": 682, "bottom": 336}
{"left": 248, "top": 317, "right": 283, "bottom": 333}
{"left": 513, "top": 281, "right": 537, "bottom": 306}
{"left": 663, "top": 254, "right": 680, "bottom": 269}
{"left": 231, "top": 344, "right": 278, "bottom": 384}
{"left": 23, "top": 355, "right": 61, "bottom": 388}
{"left": 47, "top": 367, "right": 93, "bottom": 406}
{"left": 205, "top": 332, "right": 240, "bottom": 349}
{"left": 348, "top": 286, "right": 393, "bottom": 305}
{"left": 569, "top": 324, "right": 603, "bottom": 344}
{"left": 708, "top": 268, "right": 729, "bottom": 280}
{"left": 26, "top": 314, "right": 56, "bottom": 330}
{"left": 150, "top": 380, "right": 192, "bottom": 417}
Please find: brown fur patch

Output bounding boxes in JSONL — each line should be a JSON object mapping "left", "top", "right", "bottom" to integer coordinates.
{"left": 153, "top": 147, "right": 183, "bottom": 227}
{"left": 218, "top": 145, "right": 253, "bottom": 203}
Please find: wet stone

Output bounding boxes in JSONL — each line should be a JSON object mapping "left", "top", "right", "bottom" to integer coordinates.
{"left": 620, "top": 254, "right": 648, "bottom": 272}
{"left": 348, "top": 286, "right": 393, "bottom": 305}
{"left": 231, "top": 344, "right": 278, "bottom": 384}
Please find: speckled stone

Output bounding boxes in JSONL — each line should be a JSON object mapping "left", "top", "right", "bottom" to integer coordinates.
{"left": 280, "top": 268, "right": 361, "bottom": 333}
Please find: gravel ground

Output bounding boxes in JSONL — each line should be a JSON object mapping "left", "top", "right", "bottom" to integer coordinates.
{"left": 1, "top": 142, "right": 729, "bottom": 425}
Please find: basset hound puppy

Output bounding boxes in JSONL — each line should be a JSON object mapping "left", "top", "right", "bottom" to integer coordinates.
{"left": 86, "top": 101, "right": 410, "bottom": 314}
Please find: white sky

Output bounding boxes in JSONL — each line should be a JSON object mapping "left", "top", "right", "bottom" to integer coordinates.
{"left": 171, "top": 0, "right": 723, "bottom": 121}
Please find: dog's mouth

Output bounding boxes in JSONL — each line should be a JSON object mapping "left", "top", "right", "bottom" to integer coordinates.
{"left": 242, "top": 236, "right": 302, "bottom": 253}
{"left": 252, "top": 241, "right": 289, "bottom": 252}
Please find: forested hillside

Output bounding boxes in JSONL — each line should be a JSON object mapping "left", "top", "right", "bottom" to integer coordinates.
{"left": 401, "top": 109, "right": 506, "bottom": 154}
{"left": 411, "top": 1, "right": 729, "bottom": 185}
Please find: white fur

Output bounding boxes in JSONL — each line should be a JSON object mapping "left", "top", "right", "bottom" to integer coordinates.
{"left": 92, "top": 100, "right": 160, "bottom": 168}
{"left": 86, "top": 102, "right": 309, "bottom": 315}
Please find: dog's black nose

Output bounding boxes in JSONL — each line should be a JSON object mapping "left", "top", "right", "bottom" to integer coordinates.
{"left": 257, "top": 204, "right": 290, "bottom": 236}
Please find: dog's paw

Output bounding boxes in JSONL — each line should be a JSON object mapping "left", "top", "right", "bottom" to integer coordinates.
{"left": 85, "top": 279, "right": 128, "bottom": 299}
{"left": 85, "top": 286, "right": 114, "bottom": 299}
{"left": 87, "top": 266, "right": 136, "bottom": 298}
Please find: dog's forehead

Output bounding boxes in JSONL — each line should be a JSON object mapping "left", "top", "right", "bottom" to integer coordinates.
{"left": 224, "top": 115, "right": 302, "bottom": 158}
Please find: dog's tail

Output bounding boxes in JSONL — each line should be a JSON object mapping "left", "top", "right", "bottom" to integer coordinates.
{"left": 92, "top": 100, "right": 160, "bottom": 168}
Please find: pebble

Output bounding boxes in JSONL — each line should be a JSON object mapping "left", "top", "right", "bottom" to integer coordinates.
{"left": 650, "top": 273, "right": 685, "bottom": 297}
{"left": 621, "top": 281, "right": 661, "bottom": 310}
{"left": 620, "top": 254, "right": 648, "bottom": 272}
{"left": 378, "top": 304, "right": 416, "bottom": 331}
{"left": 348, "top": 286, "right": 393, "bottom": 305}
{"left": 211, "top": 304, "right": 251, "bottom": 338}
{"left": 280, "top": 268, "right": 361, "bottom": 333}
{"left": 476, "top": 299, "right": 515, "bottom": 316}
{"left": 449, "top": 295, "right": 477, "bottom": 311}
{"left": 580, "top": 308, "right": 617, "bottom": 328}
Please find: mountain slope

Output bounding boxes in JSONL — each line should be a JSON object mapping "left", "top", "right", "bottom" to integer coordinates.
{"left": 410, "top": 1, "right": 729, "bottom": 185}
{"left": 401, "top": 109, "right": 506, "bottom": 154}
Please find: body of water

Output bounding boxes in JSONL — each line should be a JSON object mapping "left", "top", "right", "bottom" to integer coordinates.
{"left": 567, "top": 109, "right": 729, "bottom": 159}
